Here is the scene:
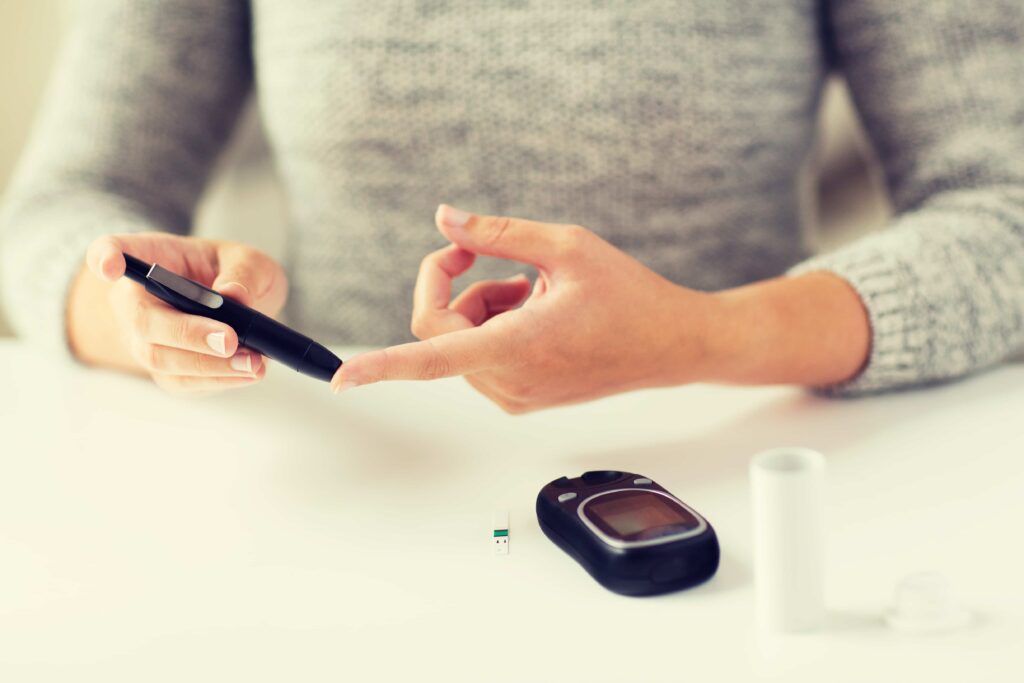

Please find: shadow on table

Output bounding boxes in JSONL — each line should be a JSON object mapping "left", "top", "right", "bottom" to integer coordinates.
{"left": 693, "top": 549, "right": 747, "bottom": 596}
{"left": 557, "top": 367, "right": 1015, "bottom": 494}
{"left": 227, "top": 373, "right": 468, "bottom": 487}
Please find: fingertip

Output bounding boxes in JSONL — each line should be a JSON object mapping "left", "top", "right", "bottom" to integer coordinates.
{"left": 87, "top": 237, "right": 124, "bottom": 281}
{"left": 100, "top": 251, "right": 126, "bottom": 281}
{"left": 204, "top": 327, "right": 239, "bottom": 357}
{"left": 223, "top": 330, "right": 240, "bottom": 356}
{"left": 330, "top": 357, "right": 369, "bottom": 393}
{"left": 330, "top": 368, "right": 361, "bottom": 395}
{"left": 331, "top": 379, "right": 359, "bottom": 395}
{"left": 449, "top": 243, "right": 476, "bottom": 267}
{"left": 435, "top": 204, "right": 473, "bottom": 233}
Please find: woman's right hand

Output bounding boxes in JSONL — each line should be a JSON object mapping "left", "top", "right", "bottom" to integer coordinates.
{"left": 68, "top": 232, "right": 288, "bottom": 394}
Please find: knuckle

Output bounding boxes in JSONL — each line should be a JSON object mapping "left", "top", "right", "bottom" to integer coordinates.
{"left": 559, "top": 224, "right": 592, "bottom": 252}
{"left": 418, "top": 341, "right": 452, "bottom": 380}
{"left": 130, "top": 298, "right": 152, "bottom": 338}
{"left": 376, "top": 348, "right": 394, "bottom": 381}
{"left": 134, "top": 342, "right": 161, "bottom": 370}
{"left": 193, "top": 352, "right": 217, "bottom": 375}
{"left": 410, "top": 311, "right": 433, "bottom": 339}
{"left": 242, "top": 246, "right": 270, "bottom": 269}
{"left": 482, "top": 216, "right": 512, "bottom": 247}
{"left": 173, "top": 315, "right": 195, "bottom": 347}
{"left": 230, "top": 263, "right": 256, "bottom": 287}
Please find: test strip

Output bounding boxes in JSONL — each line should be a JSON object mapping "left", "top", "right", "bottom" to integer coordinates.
{"left": 493, "top": 510, "right": 509, "bottom": 555}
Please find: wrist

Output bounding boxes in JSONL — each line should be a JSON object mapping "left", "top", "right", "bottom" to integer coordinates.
{"left": 700, "top": 272, "right": 871, "bottom": 387}
{"left": 656, "top": 283, "right": 726, "bottom": 386}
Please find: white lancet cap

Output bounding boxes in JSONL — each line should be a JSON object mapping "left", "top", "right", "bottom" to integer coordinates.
{"left": 886, "top": 572, "right": 971, "bottom": 634}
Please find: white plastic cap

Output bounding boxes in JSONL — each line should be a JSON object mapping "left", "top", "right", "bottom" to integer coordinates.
{"left": 885, "top": 572, "right": 971, "bottom": 634}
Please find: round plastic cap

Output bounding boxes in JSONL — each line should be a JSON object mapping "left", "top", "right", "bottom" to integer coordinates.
{"left": 885, "top": 572, "right": 971, "bottom": 634}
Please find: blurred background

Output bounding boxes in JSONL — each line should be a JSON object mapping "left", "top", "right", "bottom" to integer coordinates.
{"left": 0, "top": 1, "right": 890, "bottom": 340}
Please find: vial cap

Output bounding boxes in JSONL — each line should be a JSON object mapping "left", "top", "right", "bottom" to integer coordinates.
{"left": 885, "top": 572, "right": 971, "bottom": 634}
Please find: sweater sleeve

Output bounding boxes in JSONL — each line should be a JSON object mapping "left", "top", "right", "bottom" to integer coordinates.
{"left": 789, "top": 0, "right": 1024, "bottom": 395}
{"left": 0, "top": 0, "right": 252, "bottom": 357}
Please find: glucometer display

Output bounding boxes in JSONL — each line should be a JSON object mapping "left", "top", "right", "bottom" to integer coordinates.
{"left": 585, "top": 489, "right": 700, "bottom": 541}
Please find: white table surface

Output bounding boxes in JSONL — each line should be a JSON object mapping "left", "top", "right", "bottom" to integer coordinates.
{"left": 1, "top": 339, "right": 1022, "bottom": 682}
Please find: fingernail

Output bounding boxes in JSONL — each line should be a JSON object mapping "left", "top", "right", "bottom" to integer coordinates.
{"left": 206, "top": 332, "right": 227, "bottom": 356}
{"left": 332, "top": 380, "right": 359, "bottom": 395}
{"left": 230, "top": 352, "right": 254, "bottom": 373}
{"left": 437, "top": 204, "right": 472, "bottom": 229}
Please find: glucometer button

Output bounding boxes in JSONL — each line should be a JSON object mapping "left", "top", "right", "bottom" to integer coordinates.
{"left": 557, "top": 492, "right": 578, "bottom": 503}
{"left": 633, "top": 478, "right": 653, "bottom": 485}
{"left": 581, "top": 470, "right": 622, "bottom": 485}
{"left": 552, "top": 477, "right": 573, "bottom": 488}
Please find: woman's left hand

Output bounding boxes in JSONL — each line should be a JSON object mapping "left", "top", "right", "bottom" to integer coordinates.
{"left": 330, "top": 205, "right": 721, "bottom": 412}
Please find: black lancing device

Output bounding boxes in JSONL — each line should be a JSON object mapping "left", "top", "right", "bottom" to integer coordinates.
{"left": 122, "top": 253, "right": 342, "bottom": 382}
{"left": 537, "top": 470, "right": 719, "bottom": 596}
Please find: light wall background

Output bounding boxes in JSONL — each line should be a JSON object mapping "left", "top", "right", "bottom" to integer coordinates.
{"left": 0, "top": 3, "right": 888, "bottom": 340}
{"left": 0, "top": 1, "right": 63, "bottom": 337}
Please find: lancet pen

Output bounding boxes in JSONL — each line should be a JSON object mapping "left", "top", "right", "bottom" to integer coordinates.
{"left": 122, "top": 253, "right": 342, "bottom": 382}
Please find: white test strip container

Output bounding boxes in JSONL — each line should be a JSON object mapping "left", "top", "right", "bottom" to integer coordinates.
{"left": 750, "top": 447, "right": 826, "bottom": 632}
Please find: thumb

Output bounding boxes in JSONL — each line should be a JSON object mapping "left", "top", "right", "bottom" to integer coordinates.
{"left": 86, "top": 234, "right": 165, "bottom": 282}
{"left": 212, "top": 243, "right": 287, "bottom": 315}
{"left": 435, "top": 204, "right": 583, "bottom": 270}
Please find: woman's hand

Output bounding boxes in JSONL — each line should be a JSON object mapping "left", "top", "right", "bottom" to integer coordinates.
{"left": 68, "top": 232, "right": 288, "bottom": 394}
{"left": 332, "top": 206, "right": 872, "bottom": 413}
{"left": 331, "top": 206, "right": 720, "bottom": 412}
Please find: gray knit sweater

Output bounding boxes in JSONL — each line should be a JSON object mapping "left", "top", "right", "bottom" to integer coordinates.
{"left": 2, "top": 1, "right": 1023, "bottom": 395}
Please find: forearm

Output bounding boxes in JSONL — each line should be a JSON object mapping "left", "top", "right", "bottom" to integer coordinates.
{"left": 803, "top": 0, "right": 1024, "bottom": 394}
{"left": 697, "top": 272, "right": 871, "bottom": 388}
{"left": 0, "top": 0, "right": 251, "bottom": 355}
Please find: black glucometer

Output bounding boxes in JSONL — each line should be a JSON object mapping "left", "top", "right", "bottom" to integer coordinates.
{"left": 537, "top": 471, "right": 719, "bottom": 596}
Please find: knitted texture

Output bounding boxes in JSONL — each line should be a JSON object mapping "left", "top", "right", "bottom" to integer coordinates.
{"left": 2, "top": 0, "right": 1022, "bottom": 395}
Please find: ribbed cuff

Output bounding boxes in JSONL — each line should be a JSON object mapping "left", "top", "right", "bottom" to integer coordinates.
{"left": 789, "top": 247, "right": 925, "bottom": 397}
{"left": 0, "top": 198, "right": 153, "bottom": 362}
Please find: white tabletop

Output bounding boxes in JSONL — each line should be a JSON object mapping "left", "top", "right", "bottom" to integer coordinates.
{"left": 1, "top": 339, "right": 1022, "bottom": 682}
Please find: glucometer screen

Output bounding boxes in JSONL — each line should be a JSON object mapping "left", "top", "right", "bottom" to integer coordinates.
{"left": 585, "top": 490, "right": 700, "bottom": 542}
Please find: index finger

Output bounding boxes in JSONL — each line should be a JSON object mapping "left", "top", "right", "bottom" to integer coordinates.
{"left": 331, "top": 326, "right": 508, "bottom": 391}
